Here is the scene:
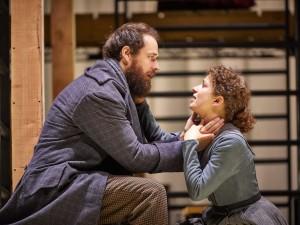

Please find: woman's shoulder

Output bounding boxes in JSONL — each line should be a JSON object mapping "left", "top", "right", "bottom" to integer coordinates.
{"left": 215, "top": 132, "right": 246, "bottom": 152}
{"left": 213, "top": 123, "right": 254, "bottom": 160}
{"left": 216, "top": 123, "right": 246, "bottom": 145}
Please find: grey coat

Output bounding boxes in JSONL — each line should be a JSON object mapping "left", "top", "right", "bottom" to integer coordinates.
{"left": 0, "top": 59, "right": 183, "bottom": 225}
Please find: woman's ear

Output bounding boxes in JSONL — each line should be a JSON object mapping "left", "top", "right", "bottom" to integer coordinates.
{"left": 213, "top": 96, "right": 224, "bottom": 105}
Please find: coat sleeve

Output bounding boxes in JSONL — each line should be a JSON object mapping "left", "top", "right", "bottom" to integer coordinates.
{"left": 182, "top": 136, "right": 252, "bottom": 201}
{"left": 136, "top": 100, "right": 181, "bottom": 142}
{"left": 73, "top": 90, "right": 183, "bottom": 173}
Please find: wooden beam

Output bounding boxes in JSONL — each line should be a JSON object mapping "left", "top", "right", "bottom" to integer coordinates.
{"left": 44, "top": 11, "right": 294, "bottom": 47}
{"left": 182, "top": 205, "right": 208, "bottom": 218}
{"left": 11, "top": 0, "right": 44, "bottom": 190}
{"left": 51, "top": 0, "right": 75, "bottom": 99}
{"left": 132, "top": 10, "right": 293, "bottom": 43}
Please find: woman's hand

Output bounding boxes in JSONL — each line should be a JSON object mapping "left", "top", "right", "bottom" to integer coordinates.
{"left": 179, "top": 113, "right": 199, "bottom": 140}
{"left": 180, "top": 115, "right": 224, "bottom": 141}
{"left": 184, "top": 118, "right": 224, "bottom": 151}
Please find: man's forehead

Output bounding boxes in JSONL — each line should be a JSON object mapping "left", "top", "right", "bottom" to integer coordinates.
{"left": 147, "top": 51, "right": 158, "bottom": 57}
{"left": 140, "top": 46, "right": 159, "bottom": 57}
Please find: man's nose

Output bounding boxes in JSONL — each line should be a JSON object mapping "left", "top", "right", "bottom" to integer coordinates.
{"left": 153, "top": 61, "right": 160, "bottom": 72}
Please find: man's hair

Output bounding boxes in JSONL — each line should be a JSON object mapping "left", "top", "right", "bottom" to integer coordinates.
{"left": 102, "top": 22, "right": 160, "bottom": 61}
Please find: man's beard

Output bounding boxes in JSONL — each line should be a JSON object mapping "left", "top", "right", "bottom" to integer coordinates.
{"left": 124, "top": 60, "right": 152, "bottom": 98}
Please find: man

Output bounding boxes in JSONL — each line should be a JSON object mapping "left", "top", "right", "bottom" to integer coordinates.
{"left": 0, "top": 22, "right": 223, "bottom": 225}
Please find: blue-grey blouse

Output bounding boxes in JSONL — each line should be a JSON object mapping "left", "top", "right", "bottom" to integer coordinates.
{"left": 182, "top": 123, "right": 260, "bottom": 206}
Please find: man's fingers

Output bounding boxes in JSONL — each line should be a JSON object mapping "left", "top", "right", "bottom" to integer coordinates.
{"left": 202, "top": 117, "right": 219, "bottom": 131}
{"left": 200, "top": 118, "right": 205, "bottom": 126}
{"left": 211, "top": 121, "right": 224, "bottom": 135}
{"left": 201, "top": 117, "right": 224, "bottom": 134}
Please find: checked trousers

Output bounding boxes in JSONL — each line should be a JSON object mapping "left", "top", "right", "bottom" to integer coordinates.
{"left": 98, "top": 175, "right": 168, "bottom": 225}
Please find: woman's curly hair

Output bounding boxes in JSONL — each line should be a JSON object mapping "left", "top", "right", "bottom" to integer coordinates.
{"left": 208, "top": 64, "right": 256, "bottom": 133}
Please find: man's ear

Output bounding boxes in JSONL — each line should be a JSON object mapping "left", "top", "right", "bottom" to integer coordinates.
{"left": 213, "top": 96, "right": 224, "bottom": 105}
{"left": 120, "top": 46, "right": 131, "bottom": 66}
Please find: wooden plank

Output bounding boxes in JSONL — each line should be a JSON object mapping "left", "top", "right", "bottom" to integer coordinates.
{"left": 44, "top": 11, "right": 294, "bottom": 47}
{"left": 182, "top": 205, "right": 209, "bottom": 217}
{"left": 11, "top": 0, "right": 44, "bottom": 190}
{"left": 131, "top": 10, "right": 293, "bottom": 43}
{"left": 51, "top": 0, "right": 75, "bottom": 99}
{"left": 45, "top": 14, "right": 124, "bottom": 47}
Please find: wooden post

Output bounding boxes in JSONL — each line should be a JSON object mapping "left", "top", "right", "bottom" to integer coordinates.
{"left": 11, "top": 0, "right": 44, "bottom": 190}
{"left": 51, "top": 0, "right": 75, "bottom": 99}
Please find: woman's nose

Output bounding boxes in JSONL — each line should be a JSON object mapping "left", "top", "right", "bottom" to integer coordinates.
{"left": 192, "top": 85, "right": 199, "bottom": 93}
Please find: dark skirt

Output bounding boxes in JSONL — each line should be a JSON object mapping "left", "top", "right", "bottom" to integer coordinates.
{"left": 207, "top": 197, "right": 288, "bottom": 225}
{"left": 177, "top": 197, "right": 288, "bottom": 225}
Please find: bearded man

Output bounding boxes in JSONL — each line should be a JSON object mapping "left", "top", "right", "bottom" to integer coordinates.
{"left": 0, "top": 22, "right": 223, "bottom": 225}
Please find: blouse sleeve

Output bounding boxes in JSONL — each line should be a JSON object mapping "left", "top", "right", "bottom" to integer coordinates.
{"left": 182, "top": 135, "right": 252, "bottom": 201}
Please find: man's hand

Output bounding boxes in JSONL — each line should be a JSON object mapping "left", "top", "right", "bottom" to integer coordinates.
{"left": 179, "top": 115, "right": 224, "bottom": 141}
{"left": 201, "top": 117, "right": 224, "bottom": 135}
{"left": 183, "top": 118, "right": 224, "bottom": 151}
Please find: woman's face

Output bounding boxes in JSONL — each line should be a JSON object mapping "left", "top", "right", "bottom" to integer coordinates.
{"left": 189, "top": 75, "right": 216, "bottom": 120}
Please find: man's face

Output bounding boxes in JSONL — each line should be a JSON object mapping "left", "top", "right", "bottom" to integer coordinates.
{"left": 124, "top": 34, "right": 159, "bottom": 98}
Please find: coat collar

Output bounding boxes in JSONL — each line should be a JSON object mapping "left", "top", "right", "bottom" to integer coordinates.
{"left": 84, "top": 58, "right": 129, "bottom": 92}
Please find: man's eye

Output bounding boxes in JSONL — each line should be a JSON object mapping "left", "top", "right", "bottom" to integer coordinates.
{"left": 149, "top": 55, "right": 157, "bottom": 61}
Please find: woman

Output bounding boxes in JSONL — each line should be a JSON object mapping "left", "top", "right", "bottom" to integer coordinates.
{"left": 181, "top": 64, "right": 287, "bottom": 225}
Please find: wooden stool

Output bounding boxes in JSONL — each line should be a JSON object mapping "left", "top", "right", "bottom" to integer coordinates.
{"left": 182, "top": 205, "right": 209, "bottom": 219}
